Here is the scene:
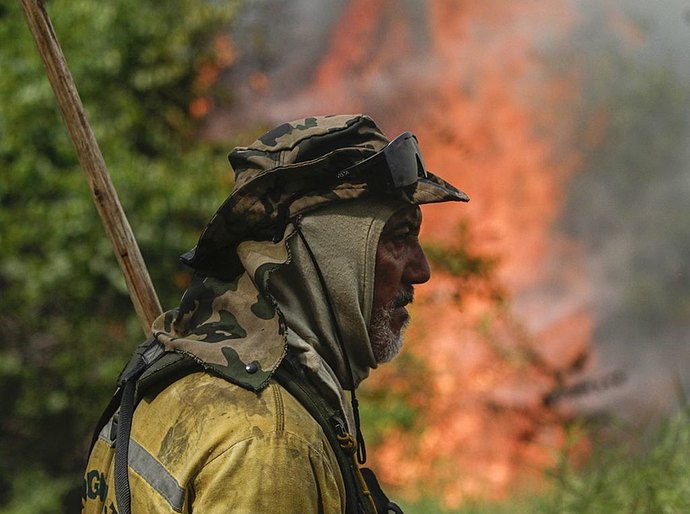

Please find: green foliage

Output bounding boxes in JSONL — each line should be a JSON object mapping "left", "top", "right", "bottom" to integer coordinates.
{"left": 538, "top": 409, "right": 690, "bottom": 514}
{"left": 0, "top": 469, "right": 72, "bottom": 514}
{"left": 0, "top": 0, "right": 242, "bottom": 510}
{"left": 400, "top": 409, "right": 690, "bottom": 513}
{"left": 401, "top": 496, "right": 536, "bottom": 514}
{"left": 359, "top": 351, "right": 428, "bottom": 446}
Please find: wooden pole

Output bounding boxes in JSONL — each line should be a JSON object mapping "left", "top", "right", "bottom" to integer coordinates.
{"left": 20, "top": 0, "right": 163, "bottom": 336}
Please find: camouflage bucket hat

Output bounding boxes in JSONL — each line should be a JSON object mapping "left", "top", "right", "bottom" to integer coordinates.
{"left": 181, "top": 114, "right": 469, "bottom": 278}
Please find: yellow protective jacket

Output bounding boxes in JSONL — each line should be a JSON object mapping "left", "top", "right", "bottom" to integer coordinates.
{"left": 82, "top": 371, "right": 345, "bottom": 513}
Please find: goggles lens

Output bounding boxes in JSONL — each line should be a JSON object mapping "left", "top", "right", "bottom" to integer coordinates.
{"left": 384, "top": 131, "right": 427, "bottom": 188}
{"left": 336, "top": 131, "right": 428, "bottom": 190}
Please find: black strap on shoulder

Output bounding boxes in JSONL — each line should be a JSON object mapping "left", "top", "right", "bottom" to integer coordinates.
{"left": 87, "top": 337, "right": 159, "bottom": 454}
{"left": 360, "top": 469, "right": 404, "bottom": 514}
{"left": 274, "top": 356, "right": 404, "bottom": 514}
{"left": 114, "top": 338, "right": 169, "bottom": 514}
{"left": 87, "top": 342, "right": 196, "bottom": 454}
{"left": 114, "top": 353, "right": 148, "bottom": 514}
{"left": 88, "top": 339, "right": 170, "bottom": 514}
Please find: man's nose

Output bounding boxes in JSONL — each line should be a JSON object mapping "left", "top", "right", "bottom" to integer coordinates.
{"left": 408, "top": 242, "right": 431, "bottom": 285}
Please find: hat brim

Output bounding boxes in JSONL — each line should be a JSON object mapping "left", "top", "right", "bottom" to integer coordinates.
{"left": 412, "top": 173, "right": 470, "bottom": 204}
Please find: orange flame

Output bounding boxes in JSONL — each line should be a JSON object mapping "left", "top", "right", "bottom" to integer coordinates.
{"left": 302, "top": 0, "right": 593, "bottom": 504}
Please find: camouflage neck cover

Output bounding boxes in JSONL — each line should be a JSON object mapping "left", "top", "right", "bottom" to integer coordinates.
{"left": 152, "top": 237, "right": 290, "bottom": 391}
{"left": 151, "top": 197, "right": 406, "bottom": 393}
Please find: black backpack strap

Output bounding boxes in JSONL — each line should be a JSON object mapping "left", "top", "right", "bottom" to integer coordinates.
{"left": 274, "top": 356, "right": 403, "bottom": 514}
{"left": 114, "top": 352, "right": 148, "bottom": 514}
{"left": 87, "top": 338, "right": 160, "bottom": 454}
{"left": 87, "top": 341, "right": 198, "bottom": 454}
{"left": 360, "top": 468, "right": 404, "bottom": 514}
{"left": 112, "top": 339, "right": 166, "bottom": 514}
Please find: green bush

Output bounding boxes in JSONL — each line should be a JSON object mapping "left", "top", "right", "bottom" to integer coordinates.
{"left": 537, "top": 410, "right": 690, "bottom": 514}
{"left": 0, "top": 1, "right": 242, "bottom": 510}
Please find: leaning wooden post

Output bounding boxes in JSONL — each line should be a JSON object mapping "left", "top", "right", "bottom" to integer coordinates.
{"left": 20, "top": 0, "right": 163, "bottom": 336}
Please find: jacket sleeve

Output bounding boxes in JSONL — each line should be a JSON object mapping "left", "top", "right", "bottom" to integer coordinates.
{"left": 191, "top": 431, "right": 344, "bottom": 513}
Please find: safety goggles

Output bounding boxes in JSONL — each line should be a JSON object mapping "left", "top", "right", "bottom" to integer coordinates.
{"left": 335, "top": 131, "right": 429, "bottom": 190}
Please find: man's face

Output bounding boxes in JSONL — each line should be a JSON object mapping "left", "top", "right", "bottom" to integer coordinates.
{"left": 370, "top": 204, "right": 431, "bottom": 363}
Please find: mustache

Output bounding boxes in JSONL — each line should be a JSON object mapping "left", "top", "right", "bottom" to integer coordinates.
{"left": 392, "top": 286, "right": 414, "bottom": 309}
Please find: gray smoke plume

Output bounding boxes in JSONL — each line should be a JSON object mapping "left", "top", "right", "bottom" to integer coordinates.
{"left": 556, "top": 0, "right": 690, "bottom": 432}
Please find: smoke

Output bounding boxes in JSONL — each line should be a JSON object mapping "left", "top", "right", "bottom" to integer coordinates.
{"left": 201, "top": 0, "right": 347, "bottom": 133}
{"left": 551, "top": 0, "right": 690, "bottom": 429}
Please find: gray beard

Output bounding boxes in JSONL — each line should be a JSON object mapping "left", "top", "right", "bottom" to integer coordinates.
{"left": 369, "top": 288, "right": 413, "bottom": 364}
